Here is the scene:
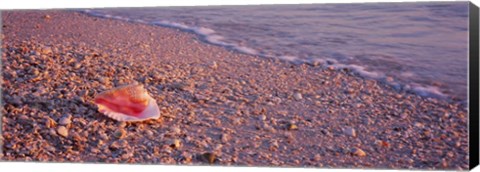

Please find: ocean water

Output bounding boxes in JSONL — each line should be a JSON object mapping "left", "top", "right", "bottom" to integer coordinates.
{"left": 84, "top": 2, "right": 469, "bottom": 102}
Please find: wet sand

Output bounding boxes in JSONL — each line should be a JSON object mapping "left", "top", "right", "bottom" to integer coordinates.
{"left": 0, "top": 11, "right": 470, "bottom": 170}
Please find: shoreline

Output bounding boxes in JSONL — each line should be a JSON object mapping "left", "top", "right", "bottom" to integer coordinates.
{"left": 81, "top": 9, "right": 468, "bottom": 104}
{"left": 1, "top": 10, "right": 470, "bottom": 169}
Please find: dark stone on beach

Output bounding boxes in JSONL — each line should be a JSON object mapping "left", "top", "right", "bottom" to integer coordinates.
{"left": 11, "top": 96, "right": 22, "bottom": 107}
{"left": 113, "top": 129, "right": 127, "bottom": 139}
{"left": 198, "top": 152, "right": 217, "bottom": 164}
{"left": 287, "top": 123, "right": 298, "bottom": 130}
{"left": 320, "top": 129, "right": 332, "bottom": 137}
{"left": 169, "top": 139, "right": 181, "bottom": 149}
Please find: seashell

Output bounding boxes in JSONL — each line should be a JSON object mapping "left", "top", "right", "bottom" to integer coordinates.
{"left": 93, "top": 83, "right": 160, "bottom": 122}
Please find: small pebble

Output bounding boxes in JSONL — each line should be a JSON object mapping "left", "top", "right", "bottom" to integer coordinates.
{"left": 345, "top": 88, "right": 355, "bottom": 94}
{"left": 172, "top": 139, "right": 181, "bottom": 148}
{"left": 171, "top": 126, "right": 181, "bottom": 134}
{"left": 180, "top": 152, "right": 193, "bottom": 162}
{"left": 271, "top": 97, "right": 282, "bottom": 104}
{"left": 201, "top": 152, "right": 217, "bottom": 164}
{"left": 376, "top": 140, "right": 390, "bottom": 148}
{"left": 214, "top": 144, "right": 223, "bottom": 152}
{"left": 74, "top": 63, "right": 81, "bottom": 69}
{"left": 145, "top": 130, "right": 153, "bottom": 136}
{"left": 113, "top": 129, "right": 126, "bottom": 139}
{"left": 45, "top": 117, "right": 56, "bottom": 128}
{"left": 320, "top": 129, "right": 332, "bottom": 137}
{"left": 41, "top": 47, "right": 52, "bottom": 54}
{"left": 11, "top": 96, "right": 22, "bottom": 106}
{"left": 293, "top": 92, "right": 303, "bottom": 100}
{"left": 98, "top": 77, "right": 108, "bottom": 84}
{"left": 49, "top": 128, "right": 57, "bottom": 136}
{"left": 212, "top": 61, "right": 218, "bottom": 69}
{"left": 259, "top": 115, "right": 266, "bottom": 121}
{"left": 221, "top": 134, "right": 229, "bottom": 142}
{"left": 270, "top": 140, "right": 279, "bottom": 149}
{"left": 109, "top": 141, "right": 122, "bottom": 150}
{"left": 441, "top": 158, "right": 448, "bottom": 168}
{"left": 385, "top": 77, "right": 394, "bottom": 82}
{"left": 351, "top": 147, "right": 366, "bottom": 157}
{"left": 287, "top": 123, "right": 298, "bottom": 130}
{"left": 343, "top": 127, "right": 356, "bottom": 137}
{"left": 56, "top": 126, "right": 68, "bottom": 137}
{"left": 58, "top": 116, "right": 71, "bottom": 125}
{"left": 414, "top": 122, "right": 424, "bottom": 128}
{"left": 121, "top": 152, "right": 133, "bottom": 159}
{"left": 18, "top": 114, "right": 31, "bottom": 124}
{"left": 31, "top": 68, "right": 40, "bottom": 76}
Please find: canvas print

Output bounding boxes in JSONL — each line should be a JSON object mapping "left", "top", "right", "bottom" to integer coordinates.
{"left": 0, "top": 1, "right": 476, "bottom": 170}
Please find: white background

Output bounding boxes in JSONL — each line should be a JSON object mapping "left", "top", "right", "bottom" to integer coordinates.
{"left": 0, "top": 0, "right": 479, "bottom": 172}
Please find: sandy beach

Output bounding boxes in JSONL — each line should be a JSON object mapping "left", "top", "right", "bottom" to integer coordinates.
{"left": 0, "top": 11, "right": 470, "bottom": 170}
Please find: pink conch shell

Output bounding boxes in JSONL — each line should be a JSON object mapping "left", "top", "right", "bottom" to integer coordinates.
{"left": 93, "top": 83, "right": 160, "bottom": 122}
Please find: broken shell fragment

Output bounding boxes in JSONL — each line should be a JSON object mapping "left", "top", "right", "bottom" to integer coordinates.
{"left": 93, "top": 83, "right": 160, "bottom": 122}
